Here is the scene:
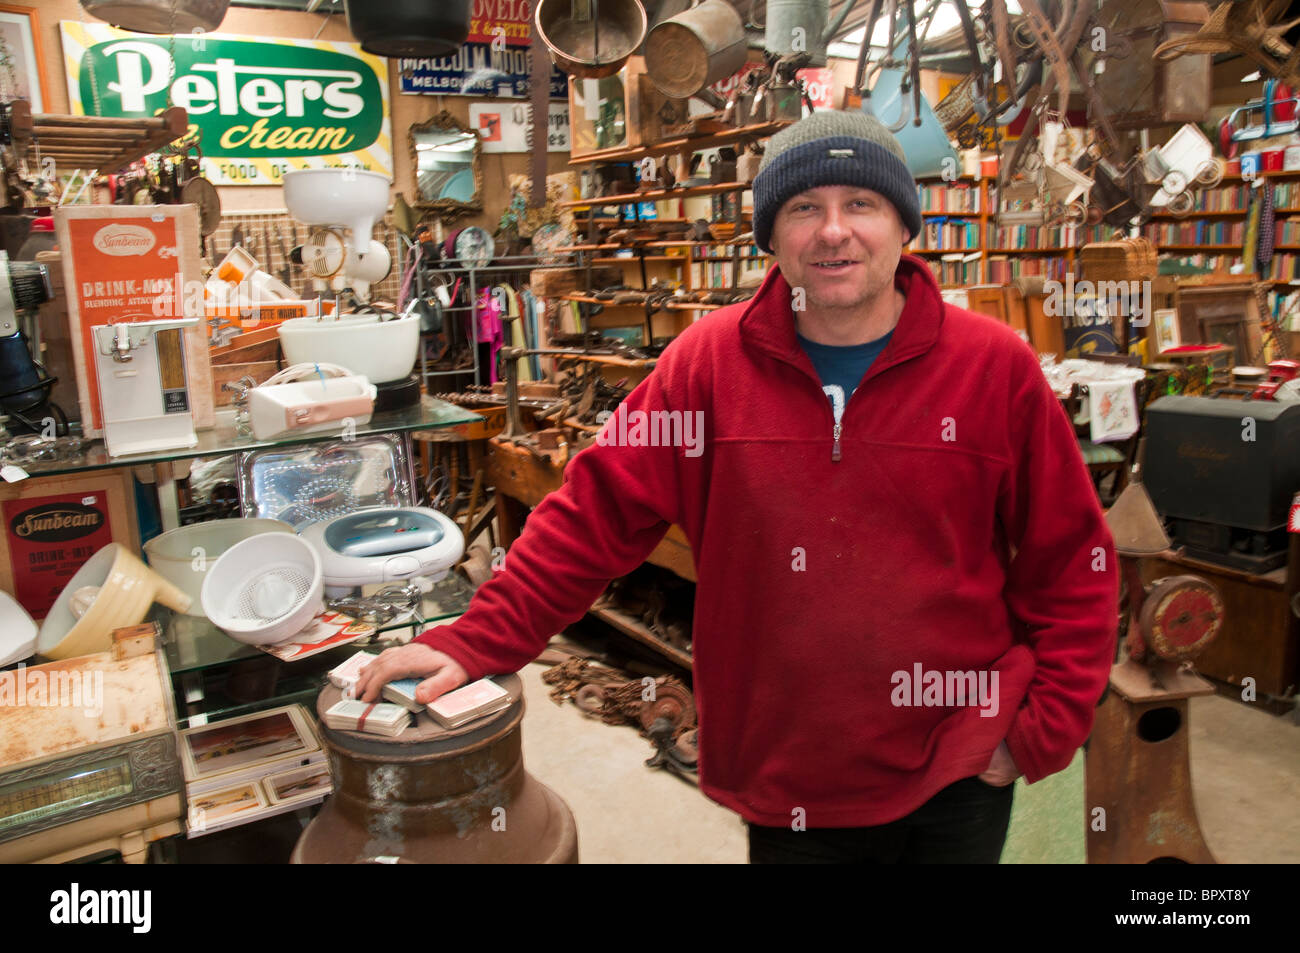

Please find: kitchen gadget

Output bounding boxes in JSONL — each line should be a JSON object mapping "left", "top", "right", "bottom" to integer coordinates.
{"left": 0, "top": 251, "right": 60, "bottom": 435}
{"left": 247, "top": 363, "right": 377, "bottom": 440}
{"left": 37, "top": 543, "right": 192, "bottom": 661}
{"left": 200, "top": 533, "right": 324, "bottom": 646}
{"left": 92, "top": 318, "right": 200, "bottom": 457}
{"left": 283, "top": 169, "right": 392, "bottom": 303}
{"left": 299, "top": 506, "right": 464, "bottom": 597}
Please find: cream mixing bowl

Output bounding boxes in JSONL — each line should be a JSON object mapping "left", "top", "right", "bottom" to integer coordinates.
{"left": 277, "top": 313, "right": 420, "bottom": 383}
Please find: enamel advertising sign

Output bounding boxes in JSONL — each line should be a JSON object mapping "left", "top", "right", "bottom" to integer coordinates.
{"left": 60, "top": 22, "right": 391, "bottom": 185}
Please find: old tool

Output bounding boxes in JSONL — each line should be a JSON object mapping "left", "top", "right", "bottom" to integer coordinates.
{"left": 274, "top": 227, "right": 292, "bottom": 289}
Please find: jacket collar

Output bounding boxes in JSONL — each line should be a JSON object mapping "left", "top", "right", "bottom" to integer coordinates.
{"left": 737, "top": 254, "right": 945, "bottom": 380}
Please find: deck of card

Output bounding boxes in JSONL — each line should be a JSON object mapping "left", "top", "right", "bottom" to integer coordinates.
{"left": 327, "top": 651, "right": 378, "bottom": 697}
{"left": 323, "top": 699, "right": 411, "bottom": 737}
{"left": 381, "top": 678, "right": 425, "bottom": 712}
{"left": 428, "top": 678, "right": 512, "bottom": 729}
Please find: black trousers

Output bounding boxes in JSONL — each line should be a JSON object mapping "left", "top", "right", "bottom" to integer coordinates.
{"left": 747, "top": 776, "right": 1015, "bottom": 864}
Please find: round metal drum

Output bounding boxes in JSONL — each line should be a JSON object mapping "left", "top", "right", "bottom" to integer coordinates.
{"left": 644, "top": 0, "right": 747, "bottom": 98}
{"left": 292, "top": 676, "right": 578, "bottom": 864}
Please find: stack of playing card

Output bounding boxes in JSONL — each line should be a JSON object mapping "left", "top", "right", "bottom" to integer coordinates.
{"left": 381, "top": 678, "right": 424, "bottom": 712}
{"left": 328, "top": 651, "right": 378, "bottom": 697}
{"left": 323, "top": 699, "right": 410, "bottom": 737}
{"left": 428, "top": 678, "right": 512, "bottom": 729}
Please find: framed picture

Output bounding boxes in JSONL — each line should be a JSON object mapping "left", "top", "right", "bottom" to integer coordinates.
{"left": 1153, "top": 308, "right": 1182, "bottom": 354}
{"left": 264, "top": 763, "right": 333, "bottom": 807}
{"left": 187, "top": 781, "right": 269, "bottom": 836}
{"left": 179, "top": 706, "right": 319, "bottom": 783}
{"left": 0, "top": 5, "right": 49, "bottom": 113}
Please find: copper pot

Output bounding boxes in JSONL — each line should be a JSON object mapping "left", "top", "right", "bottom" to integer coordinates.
{"left": 535, "top": 0, "right": 648, "bottom": 79}
{"left": 79, "top": 0, "right": 229, "bottom": 33}
{"left": 292, "top": 676, "right": 579, "bottom": 864}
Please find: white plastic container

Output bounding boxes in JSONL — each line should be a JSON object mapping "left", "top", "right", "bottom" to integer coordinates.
{"left": 144, "top": 518, "right": 296, "bottom": 616}
{"left": 277, "top": 312, "right": 420, "bottom": 383}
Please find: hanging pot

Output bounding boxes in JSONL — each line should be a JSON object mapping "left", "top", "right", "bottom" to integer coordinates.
{"left": 344, "top": 0, "right": 471, "bottom": 58}
{"left": 535, "top": 0, "right": 648, "bottom": 79}
{"left": 644, "top": 0, "right": 748, "bottom": 99}
{"left": 79, "top": 0, "right": 229, "bottom": 33}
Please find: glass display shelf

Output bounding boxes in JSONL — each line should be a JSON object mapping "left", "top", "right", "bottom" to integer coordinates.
{"left": 162, "top": 572, "right": 475, "bottom": 727}
{"left": 10, "top": 397, "right": 480, "bottom": 479}
{"left": 160, "top": 571, "right": 475, "bottom": 676}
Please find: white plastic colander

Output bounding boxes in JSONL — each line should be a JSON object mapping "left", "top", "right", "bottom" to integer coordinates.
{"left": 200, "top": 533, "right": 324, "bottom": 645}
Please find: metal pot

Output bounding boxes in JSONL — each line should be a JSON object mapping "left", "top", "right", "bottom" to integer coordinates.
{"left": 535, "top": 0, "right": 648, "bottom": 79}
{"left": 344, "top": 0, "right": 471, "bottom": 58}
{"left": 79, "top": 0, "right": 228, "bottom": 33}
{"left": 645, "top": 0, "right": 748, "bottom": 99}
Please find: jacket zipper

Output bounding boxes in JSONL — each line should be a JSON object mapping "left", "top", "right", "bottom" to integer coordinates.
{"left": 832, "top": 421, "right": 842, "bottom": 462}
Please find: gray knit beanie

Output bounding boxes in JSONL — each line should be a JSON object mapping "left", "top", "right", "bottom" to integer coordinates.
{"left": 752, "top": 110, "right": 922, "bottom": 254}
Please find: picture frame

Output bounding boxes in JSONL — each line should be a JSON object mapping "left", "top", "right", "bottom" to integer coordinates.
{"left": 0, "top": 5, "right": 49, "bottom": 113}
{"left": 1153, "top": 308, "right": 1181, "bottom": 354}
{"left": 186, "top": 781, "right": 269, "bottom": 836}
{"left": 264, "top": 763, "right": 333, "bottom": 807}
{"left": 179, "top": 705, "right": 319, "bottom": 783}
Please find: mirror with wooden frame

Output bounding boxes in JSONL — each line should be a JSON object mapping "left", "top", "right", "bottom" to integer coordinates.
{"left": 409, "top": 110, "right": 483, "bottom": 221}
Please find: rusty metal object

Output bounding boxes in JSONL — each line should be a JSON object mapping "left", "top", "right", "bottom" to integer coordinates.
{"left": 1085, "top": 661, "right": 1216, "bottom": 864}
{"left": 1097, "top": 0, "right": 1213, "bottom": 127}
{"left": 636, "top": 679, "right": 695, "bottom": 733}
{"left": 534, "top": 0, "right": 647, "bottom": 78}
{"left": 644, "top": 0, "right": 747, "bottom": 99}
{"left": 292, "top": 677, "right": 578, "bottom": 864}
{"left": 575, "top": 684, "right": 607, "bottom": 712}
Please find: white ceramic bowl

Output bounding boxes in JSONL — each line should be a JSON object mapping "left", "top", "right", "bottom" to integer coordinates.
{"left": 144, "top": 518, "right": 296, "bottom": 617}
{"left": 201, "top": 533, "right": 323, "bottom": 646}
{"left": 278, "top": 313, "right": 419, "bottom": 383}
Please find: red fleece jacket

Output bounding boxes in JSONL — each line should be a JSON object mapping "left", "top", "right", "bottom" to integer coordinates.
{"left": 417, "top": 255, "right": 1118, "bottom": 827}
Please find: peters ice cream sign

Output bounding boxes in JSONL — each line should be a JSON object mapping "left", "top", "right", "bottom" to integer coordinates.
{"left": 61, "top": 22, "right": 391, "bottom": 185}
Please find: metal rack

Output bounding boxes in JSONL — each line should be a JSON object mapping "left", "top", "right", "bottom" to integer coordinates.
{"left": 398, "top": 235, "right": 576, "bottom": 390}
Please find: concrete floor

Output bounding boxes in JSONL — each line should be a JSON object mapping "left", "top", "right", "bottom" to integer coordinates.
{"left": 515, "top": 660, "right": 1300, "bottom": 864}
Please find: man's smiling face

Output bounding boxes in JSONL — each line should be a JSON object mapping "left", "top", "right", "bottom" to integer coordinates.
{"left": 769, "top": 184, "right": 909, "bottom": 316}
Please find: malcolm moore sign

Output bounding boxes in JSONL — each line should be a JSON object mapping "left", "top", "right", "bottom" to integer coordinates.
{"left": 60, "top": 22, "right": 391, "bottom": 186}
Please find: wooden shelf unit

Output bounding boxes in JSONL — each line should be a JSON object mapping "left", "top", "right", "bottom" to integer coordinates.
{"left": 7, "top": 102, "right": 189, "bottom": 173}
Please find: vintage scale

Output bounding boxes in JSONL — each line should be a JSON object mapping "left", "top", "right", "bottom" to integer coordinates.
{"left": 0, "top": 648, "right": 183, "bottom": 863}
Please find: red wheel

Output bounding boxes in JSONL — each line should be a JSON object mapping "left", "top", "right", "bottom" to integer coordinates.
{"left": 1139, "top": 575, "right": 1224, "bottom": 661}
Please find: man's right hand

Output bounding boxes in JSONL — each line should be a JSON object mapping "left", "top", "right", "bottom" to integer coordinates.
{"left": 354, "top": 643, "right": 469, "bottom": 706}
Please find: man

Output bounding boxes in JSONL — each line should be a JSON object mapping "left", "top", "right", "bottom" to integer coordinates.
{"left": 357, "top": 110, "right": 1118, "bottom": 864}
